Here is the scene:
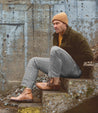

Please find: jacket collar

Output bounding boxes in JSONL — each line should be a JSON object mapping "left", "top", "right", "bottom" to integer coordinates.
{"left": 53, "top": 25, "right": 71, "bottom": 38}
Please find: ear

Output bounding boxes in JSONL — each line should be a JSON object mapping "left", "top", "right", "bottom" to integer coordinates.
{"left": 65, "top": 23, "right": 67, "bottom": 27}
{"left": 63, "top": 23, "right": 67, "bottom": 28}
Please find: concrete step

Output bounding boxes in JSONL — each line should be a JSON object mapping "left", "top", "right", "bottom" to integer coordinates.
{"left": 16, "top": 78, "right": 97, "bottom": 113}
{"left": 18, "top": 103, "right": 42, "bottom": 113}
{"left": 42, "top": 79, "right": 96, "bottom": 113}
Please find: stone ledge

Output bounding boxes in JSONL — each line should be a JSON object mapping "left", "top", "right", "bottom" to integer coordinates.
{"left": 65, "top": 79, "right": 95, "bottom": 94}
{"left": 42, "top": 79, "right": 96, "bottom": 113}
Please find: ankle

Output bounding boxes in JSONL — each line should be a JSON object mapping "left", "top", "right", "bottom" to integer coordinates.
{"left": 53, "top": 77, "right": 60, "bottom": 85}
{"left": 26, "top": 87, "right": 31, "bottom": 90}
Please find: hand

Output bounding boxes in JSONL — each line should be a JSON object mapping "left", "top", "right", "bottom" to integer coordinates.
{"left": 83, "top": 61, "right": 94, "bottom": 67}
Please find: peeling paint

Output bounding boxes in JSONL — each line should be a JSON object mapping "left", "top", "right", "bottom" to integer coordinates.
{"left": 0, "top": 24, "right": 23, "bottom": 55}
{"left": 0, "top": 4, "right": 29, "bottom": 91}
{"left": 31, "top": 0, "right": 97, "bottom": 42}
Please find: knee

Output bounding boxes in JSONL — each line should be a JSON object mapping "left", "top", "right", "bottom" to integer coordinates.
{"left": 50, "top": 46, "right": 60, "bottom": 55}
{"left": 28, "top": 57, "right": 38, "bottom": 65}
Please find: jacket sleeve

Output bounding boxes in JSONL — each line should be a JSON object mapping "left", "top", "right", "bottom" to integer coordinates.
{"left": 72, "top": 34, "right": 94, "bottom": 65}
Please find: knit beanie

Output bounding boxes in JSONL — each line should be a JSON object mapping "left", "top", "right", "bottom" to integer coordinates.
{"left": 52, "top": 12, "right": 68, "bottom": 25}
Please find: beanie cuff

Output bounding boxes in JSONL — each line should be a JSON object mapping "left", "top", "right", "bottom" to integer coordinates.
{"left": 52, "top": 12, "right": 68, "bottom": 25}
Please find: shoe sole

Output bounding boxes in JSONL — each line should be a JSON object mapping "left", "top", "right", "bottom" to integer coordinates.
{"left": 39, "top": 88, "right": 60, "bottom": 91}
{"left": 10, "top": 99, "right": 33, "bottom": 103}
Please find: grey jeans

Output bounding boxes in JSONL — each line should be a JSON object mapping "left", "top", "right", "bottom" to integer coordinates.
{"left": 21, "top": 46, "right": 81, "bottom": 89}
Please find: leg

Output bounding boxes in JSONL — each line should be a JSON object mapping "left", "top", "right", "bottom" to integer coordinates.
{"left": 21, "top": 57, "right": 49, "bottom": 89}
{"left": 36, "top": 46, "right": 81, "bottom": 90}
{"left": 10, "top": 57, "right": 49, "bottom": 102}
{"left": 48, "top": 46, "right": 81, "bottom": 78}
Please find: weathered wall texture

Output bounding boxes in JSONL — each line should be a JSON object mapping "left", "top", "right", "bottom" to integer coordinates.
{"left": 0, "top": 0, "right": 33, "bottom": 92}
{"left": 0, "top": 0, "right": 97, "bottom": 92}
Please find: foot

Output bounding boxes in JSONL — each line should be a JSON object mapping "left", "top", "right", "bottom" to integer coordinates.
{"left": 10, "top": 88, "right": 33, "bottom": 102}
{"left": 36, "top": 78, "right": 61, "bottom": 91}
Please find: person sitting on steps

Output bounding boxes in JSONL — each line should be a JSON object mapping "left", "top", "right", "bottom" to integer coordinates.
{"left": 10, "top": 12, "right": 93, "bottom": 102}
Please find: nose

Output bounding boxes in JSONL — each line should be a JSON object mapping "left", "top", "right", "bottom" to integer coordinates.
{"left": 54, "top": 24, "right": 57, "bottom": 28}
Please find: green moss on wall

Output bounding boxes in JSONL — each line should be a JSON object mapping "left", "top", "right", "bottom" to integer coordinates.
{"left": 18, "top": 107, "right": 41, "bottom": 113}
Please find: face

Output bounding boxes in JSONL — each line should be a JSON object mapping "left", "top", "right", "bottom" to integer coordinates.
{"left": 53, "top": 20, "right": 67, "bottom": 34}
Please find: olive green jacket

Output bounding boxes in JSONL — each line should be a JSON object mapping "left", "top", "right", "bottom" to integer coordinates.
{"left": 53, "top": 26, "right": 94, "bottom": 72}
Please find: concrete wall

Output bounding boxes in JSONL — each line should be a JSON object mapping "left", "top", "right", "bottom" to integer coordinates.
{"left": 0, "top": 0, "right": 97, "bottom": 92}
{"left": 0, "top": 0, "right": 33, "bottom": 92}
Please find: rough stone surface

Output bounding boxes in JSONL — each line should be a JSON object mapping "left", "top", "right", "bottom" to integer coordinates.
{"left": 42, "top": 79, "right": 96, "bottom": 113}
{"left": 0, "top": 108, "right": 17, "bottom": 113}
{"left": 18, "top": 103, "right": 42, "bottom": 113}
{"left": 93, "top": 63, "right": 98, "bottom": 93}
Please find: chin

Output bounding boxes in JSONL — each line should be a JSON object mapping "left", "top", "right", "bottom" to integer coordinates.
{"left": 55, "top": 31, "right": 59, "bottom": 33}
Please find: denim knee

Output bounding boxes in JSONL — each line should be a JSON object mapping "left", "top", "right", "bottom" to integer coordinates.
{"left": 28, "top": 57, "right": 38, "bottom": 67}
{"left": 50, "top": 46, "right": 60, "bottom": 55}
